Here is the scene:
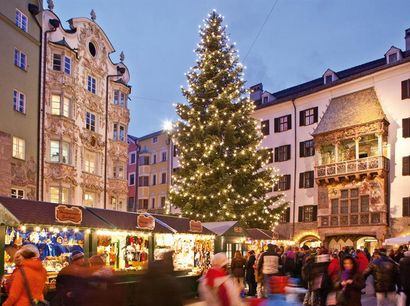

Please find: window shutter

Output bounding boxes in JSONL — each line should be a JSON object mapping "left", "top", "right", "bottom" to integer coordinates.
{"left": 274, "top": 147, "right": 279, "bottom": 162}
{"left": 299, "top": 111, "right": 305, "bottom": 126}
{"left": 285, "top": 175, "right": 291, "bottom": 190}
{"left": 299, "top": 172, "right": 304, "bottom": 188}
{"left": 403, "top": 118, "right": 410, "bottom": 138}
{"left": 404, "top": 156, "right": 410, "bottom": 176}
{"left": 402, "top": 80, "right": 409, "bottom": 100}
{"left": 298, "top": 206, "right": 303, "bottom": 222}
{"left": 312, "top": 205, "right": 318, "bottom": 221}
{"left": 287, "top": 114, "right": 292, "bottom": 130}
{"left": 274, "top": 118, "right": 279, "bottom": 133}
{"left": 286, "top": 207, "right": 291, "bottom": 223}
{"left": 286, "top": 145, "right": 291, "bottom": 160}
{"left": 313, "top": 107, "right": 319, "bottom": 123}
{"left": 403, "top": 197, "right": 410, "bottom": 217}
{"left": 300, "top": 141, "right": 305, "bottom": 158}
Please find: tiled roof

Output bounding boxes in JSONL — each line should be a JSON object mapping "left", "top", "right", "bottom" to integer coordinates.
{"left": 256, "top": 51, "right": 410, "bottom": 109}
{"left": 0, "top": 196, "right": 107, "bottom": 228}
{"left": 153, "top": 214, "right": 215, "bottom": 235}
{"left": 312, "top": 87, "right": 386, "bottom": 135}
{"left": 137, "top": 130, "right": 164, "bottom": 142}
{"left": 127, "top": 134, "right": 138, "bottom": 142}
{"left": 246, "top": 228, "right": 274, "bottom": 240}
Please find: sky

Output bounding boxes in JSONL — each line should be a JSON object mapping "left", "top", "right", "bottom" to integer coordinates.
{"left": 52, "top": 0, "right": 410, "bottom": 137}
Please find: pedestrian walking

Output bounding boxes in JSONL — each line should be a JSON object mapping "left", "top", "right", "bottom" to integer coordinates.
{"left": 363, "top": 248, "right": 399, "bottom": 306}
{"left": 355, "top": 250, "right": 369, "bottom": 274}
{"left": 399, "top": 250, "right": 410, "bottom": 306}
{"left": 3, "top": 244, "right": 47, "bottom": 306}
{"left": 199, "top": 252, "right": 244, "bottom": 306}
{"left": 257, "top": 244, "right": 281, "bottom": 297}
{"left": 231, "top": 250, "right": 246, "bottom": 287}
{"left": 283, "top": 246, "right": 296, "bottom": 277}
{"left": 245, "top": 250, "right": 257, "bottom": 296}
{"left": 254, "top": 252, "right": 264, "bottom": 298}
{"left": 333, "top": 255, "right": 365, "bottom": 306}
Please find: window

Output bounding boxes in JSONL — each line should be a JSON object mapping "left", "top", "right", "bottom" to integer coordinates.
{"left": 88, "top": 42, "right": 97, "bottom": 57}
{"left": 84, "top": 191, "right": 95, "bottom": 207}
{"left": 153, "top": 137, "right": 158, "bottom": 143}
{"left": 113, "top": 124, "right": 126, "bottom": 141}
{"left": 404, "top": 118, "right": 410, "bottom": 138}
{"left": 274, "top": 175, "right": 291, "bottom": 191}
{"left": 262, "top": 96, "right": 268, "bottom": 104}
{"left": 113, "top": 164, "right": 124, "bottom": 179}
{"left": 50, "top": 140, "right": 70, "bottom": 164}
{"left": 151, "top": 198, "right": 156, "bottom": 209}
{"left": 128, "top": 197, "right": 135, "bottom": 211}
{"left": 113, "top": 90, "right": 126, "bottom": 106}
{"left": 50, "top": 186, "right": 69, "bottom": 204}
{"left": 64, "top": 56, "right": 71, "bottom": 74}
{"left": 274, "top": 115, "right": 292, "bottom": 132}
{"left": 403, "top": 156, "right": 410, "bottom": 176}
{"left": 388, "top": 53, "right": 398, "bottom": 64}
{"left": 139, "top": 155, "right": 150, "bottom": 166}
{"left": 129, "top": 173, "right": 135, "bottom": 186}
{"left": 152, "top": 174, "right": 156, "bottom": 186}
{"left": 53, "top": 54, "right": 61, "bottom": 71}
{"left": 86, "top": 112, "right": 96, "bottom": 131}
{"left": 138, "top": 176, "right": 149, "bottom": 187}
{"left": 111, "top": 196, "right": 117, "bottom": 210}
{"left": 12, "top": 137, "right": 25, "bottom": 160}
{"left": 300, "top": 107, "right": 318, "bottom": 126}
{"left": 274, "top": 145, "right": 291, "bottom": 162}
{"left": 153, "top": 154, "right": 157, "bottom": 164}
{"left": 129, "top": 152, "right": 136, "bottom": 164}
{"left": 51, "top": 95, "right": 70, "bottom": 117}
{"left": 14, "top": 49, "right": 26, "bottom": 70}
{"left": 331, "top": 199, "right": 338, "bottom": 215}
{"left": 13, "top": 90, "right": 25, "bottom": 113}
{"left": 360, "top": 195, "right": 369, "bottom": 213}
{"left": 325, "top": 75, "right": 333, "bottom": 84}
{"left": 161, "top": 173, "right": 167, "bottom": 184}
{"left": 160, "top": 196, "right": 166, "bottom": 208}
{"left": 279, "top": 207, "right": 291, "bottom": 223}
{"left": 15, "top": 9, "right": 28, "bottom": 32}
{"left": 173, "top": 145, "right": 178, "bottom": 157}
{"left": 161, "top": 151, "right": 167, "bottom": 162}
{"left": 298, "top": 205, "right": 317, "bottom": 222}
{"left": 84, "top": 151, "right": 96, "bottom": 174}
{"left": 403, "top": 197, "right": 410, "bottom": 217}
{"left": 138, "top": 199, "right": 148, "bottom": 210}
{"left": 87, "top": 76, "right": 96, "bottom": 94}
{"left": 300, "top": 140, "right": 315, "bottom": 157}
{"left": 261, "top": 120, "right": 270, "bottom": 135}
{"left": 402, "top": 79, "right": 410, "bottom": 100}
{"left": 11, "top": 188, "right": 24, "bottom": 199}
{"left": 299, "top": 171, "right": 314, "bottom": 188}
{"left": 267, "top": 148, "right": 273, "bottom": 164}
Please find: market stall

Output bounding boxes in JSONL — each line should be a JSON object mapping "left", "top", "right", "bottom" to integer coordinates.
{"left": 153, "top": 215, "right": 215, "bottom": 275}
{"left": 245, "top": 228, "right": 275, "bottom": 255}
{"left": 0, "top": 196, "right": 108, "bottom": 288}
{"left": 86, "top": 208, "right": 171, "bottom": 271}
{"left": 202, "top": 221, "right": 248, "bottom": 263}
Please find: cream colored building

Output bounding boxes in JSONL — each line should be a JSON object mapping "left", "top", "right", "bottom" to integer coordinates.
{"left": 40, "top": 7, "right": 131, "bottom": 210}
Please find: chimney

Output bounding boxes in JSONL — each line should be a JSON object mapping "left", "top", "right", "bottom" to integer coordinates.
{"left": 405, "top": 28, "right": 410, "bottom": 51}
{"left": 250, "top": 83, "right": 263, "bottom": 103}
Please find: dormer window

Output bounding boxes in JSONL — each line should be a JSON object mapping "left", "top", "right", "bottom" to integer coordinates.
{"left": 325, "top": 75, "right": 333, "bottom": 84}
{"left": 263, "top": 96, "right": 268, "bottom": 104}
{"left": 385, "top": 46, "right": 402, "bottom": 64}
{"left": 323, "top": 69, "right": 338, "bottom": 85}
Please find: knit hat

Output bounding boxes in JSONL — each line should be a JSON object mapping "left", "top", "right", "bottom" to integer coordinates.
{"left": 18, "top": 244, "right": 40, "bottom": 259}
{"left": 70, "top": 250, "right": 85, "bottom": 262}
{"left": 211, "top": 252, "right": 229, "bottom": 268}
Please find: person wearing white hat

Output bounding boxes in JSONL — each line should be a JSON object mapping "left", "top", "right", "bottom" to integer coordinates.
{"left": 198, "top": 252, "right": 245, "bottom": 306}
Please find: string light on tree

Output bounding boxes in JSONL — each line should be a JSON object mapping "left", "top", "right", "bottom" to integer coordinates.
{"left": 169, "top": 11, "right": 288, "bottom": 229}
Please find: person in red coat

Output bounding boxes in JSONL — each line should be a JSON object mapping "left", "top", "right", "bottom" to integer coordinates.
{"left": 327, "top": 252, "right": 340, "bottom": 282}
{"left": 355, "top": 250, "right": 369, "bottom": 273}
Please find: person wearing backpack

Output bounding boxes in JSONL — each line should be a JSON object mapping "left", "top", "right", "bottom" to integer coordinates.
{"left": 3, "top": 244, "right": 47, "bottom": 306}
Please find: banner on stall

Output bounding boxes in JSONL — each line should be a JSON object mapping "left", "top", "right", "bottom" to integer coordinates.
{"left": 55, "top": 205, "right": 83, "bottom": 225}
{"left": 189, "top": 220, "right": 203, "bottom": 233}
{"left": 234, "top": 226, "right": 243, "bottom": 233}
{"left": 137, "top": 214, "right": 155, "bottom": 230}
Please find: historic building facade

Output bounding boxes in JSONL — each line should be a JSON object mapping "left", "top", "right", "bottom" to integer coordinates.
{"left": 127, "top": 130, "right": 174, "bottom": 214}
{"left": 127, "top": 135, "right": 138, "bottom": 212}
{"left": 0, "top": 0, "right": 42, "bottom": 200}
{"left": 252, "top": 26, "right": 410, "bottom": 249}
{"left": 40, "top": 6, "right": 131, "bottom": 210}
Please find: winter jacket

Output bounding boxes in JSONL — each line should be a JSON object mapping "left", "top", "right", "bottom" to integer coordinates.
{"left": 363, "top": 255, "right": 399, "bottom": 292}
{"left": 245, "top": 254, "right": 256, "bottom": 282}
{"left": 334, "top": 271, "right": 366, "bottom": 306}
{"left": 257, "top": 250, "right": 281, "bottom": 275}
{"left": 198, "top": 267, "right": 244, "bottom": 306}
{"left": 327, "top": 258, "right": 340, "bottom": 281}
{"left": 355, "top": 252, "right": 369, "bottom": 273}
{"left": 231, "top": 257, "right": 246, "bottom": 278}
{"left": 3, "top": 258, "right": 47, "bottom": 306}
{"left": 399, "top": 252, "right": 410, "bottom": 293}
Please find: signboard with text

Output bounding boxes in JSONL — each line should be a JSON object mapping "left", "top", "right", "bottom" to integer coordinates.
{"left": 55, "top": 205, "right": 83, "bottom": 225}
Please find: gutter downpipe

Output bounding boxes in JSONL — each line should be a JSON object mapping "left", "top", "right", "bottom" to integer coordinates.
{"left": 291, "top": 99, "right": 297, "bottom": 240}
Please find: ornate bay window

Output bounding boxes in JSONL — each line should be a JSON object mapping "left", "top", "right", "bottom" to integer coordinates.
{"left": 84, "top": 191, "right": 96, "bottom": 207}
{"left": 50, "top": 140, "right": 70, "bottom": 164}
{"left": 84, "top": 150, "right": 97, "bottom": 174}
{"left": 50, "top": 186, "right": 70, "bottom": 204}
{"left": 51, "top": 94, "right": 70, "bottom": 117}
{"left": 113, "top": 90, "right": 126, "bottom": 106}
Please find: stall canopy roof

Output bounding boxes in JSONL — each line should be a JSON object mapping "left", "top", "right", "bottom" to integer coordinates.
{"left": 87, "top": 208, "right": 171, "bottom": 233}
{"left": 152, "top": 214, "right": 214, "bottom": 235}
{"left": 246, "top": 228, "right": 274, "bottom": 240}
{"left": 202, "top": 221, "right": 244, "bottom": 236}
{"left": 0, "top": 196, "right": 107, "bottom": 228}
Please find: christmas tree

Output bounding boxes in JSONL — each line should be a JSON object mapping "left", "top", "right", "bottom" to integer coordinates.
{"left": 169, "top": 11, "right": 287, "bottom": 229}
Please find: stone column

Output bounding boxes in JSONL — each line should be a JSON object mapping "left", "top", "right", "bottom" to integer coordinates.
{"left": 335, "top": 142, "right": 339, "bottom": 163}
{"left": 377, "top": 133, "right": 383, "bottom": 156}
{"left": 354, "top": 137, "right": 361, "bottom": 160}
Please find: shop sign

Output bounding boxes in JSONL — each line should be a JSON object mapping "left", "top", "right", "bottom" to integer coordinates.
{"left": 189, "top": 220, "right": 203, "bottom": 233}
{"left": 55, "top": 205, "right": 82, "bottom": 225}
{"left": 233, "top": 226, "right": 243, "bottom": 233}
{"left": 137, "top": 214, "right": 155, "bottom": 230}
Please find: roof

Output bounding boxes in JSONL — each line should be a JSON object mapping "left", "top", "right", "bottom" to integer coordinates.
{"left": 202, "top": 221, "right": 239, "bottom": 236}
{"left": 127, "top": 134, "right": 138, "bottom": 142}
{"left": 246, "top": 228, "right": 274, "bottom": 240}
{"left": 153, "top": 214, "right": 214, "bottom": 235}
{"left": 312, "top": 87, "right": 386, "bottom": 136}
{"left": 0, "top": 196, "right": 107, "bottom": 228}
{"left": 255, "top": 51, "right": 410, "bottom": 109}
{"left": 137, "top": 130, "right": 164, "bottom": 142}
{"left": 50, "top": 37, "right": 76, "bottom": 53}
